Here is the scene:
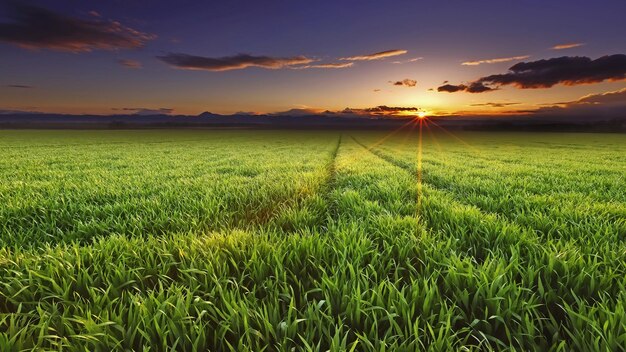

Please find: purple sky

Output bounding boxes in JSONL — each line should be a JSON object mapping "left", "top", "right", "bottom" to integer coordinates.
{"left": 1, "top": 0, "right": 625, "bottom": 117}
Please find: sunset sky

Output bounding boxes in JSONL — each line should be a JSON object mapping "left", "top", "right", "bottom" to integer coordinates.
{"left": 1, "top": 0, "right": 626, "bottom": 117}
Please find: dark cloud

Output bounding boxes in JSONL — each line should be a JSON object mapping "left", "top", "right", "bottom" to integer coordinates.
{"left": 0, "top": 3, "right": 155, "bottom": 52}
{"left": 354, "top": 105, "right": 420, "bottom": 117}
{"left": 437, "top": 84, "right": 466, "bottom": 93}
{"left": 439, "top": 55, "right": 626, "bottom": 93}
{"left": 363, "top": 105, "right": 419, "bottom": 112}
{"left": 6, "top": 84, "right": 33, "bottom": 89}
{"left": 340, "top": 49, "right": 407, "bottom": 61}
{"left": 335, "top": 105, "right": 422, "bottom": 118}
{"left": 437, "top": 82, "right": 494, "bottom": 93}
{"left": 478, "top": 55, "right": 626, "bottom": 88}
{"left": 468, "top": 82, "right": 495, "bottom": 93}
{"left": 470, "top": 102, "right": 520, "bottom": 108}
{"left": 118, "top": 59, "right": 142, "bottom": 69}
{"left": 157, "top": 53, "right": 314, "bottom": 71}
{"left": 113, "top": 107, "right": 174, "bottom": 115}
{"left": 392, "top": 79, "right": 417, "bottom": 87}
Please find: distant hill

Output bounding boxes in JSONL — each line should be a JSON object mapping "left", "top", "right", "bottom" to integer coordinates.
{"left": 0, "top": 112, "right": 624, "bottom": 132}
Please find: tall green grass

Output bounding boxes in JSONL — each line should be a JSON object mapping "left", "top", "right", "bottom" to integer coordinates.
{"left": 0, "top": 130, "right": 624, "bottom": 351}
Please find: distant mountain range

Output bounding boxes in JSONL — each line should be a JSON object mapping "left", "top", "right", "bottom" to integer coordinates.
{"left": 0, "top": 111, "right": 624, "bottom": 132}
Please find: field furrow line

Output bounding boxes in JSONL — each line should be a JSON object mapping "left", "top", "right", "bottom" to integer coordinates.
{"left": 320, "top": 134, "right": 342, "bottom": 229}
{"left": 350, "top": 135, "right": 543, "bottom": 253}
{"left": 358, "top": 139, "right": 551, "bottom": 234}
{"left": 377, "top": 141, "right": 625, "bottom": 203}
{"left": 376, "top": 144, "right": 626, "bottom": 245}
{"left": 349, "top": 135, "right": 626, "bottom": 331}
{"left": 246, "top": 134, "right": 343, "bottom": 234}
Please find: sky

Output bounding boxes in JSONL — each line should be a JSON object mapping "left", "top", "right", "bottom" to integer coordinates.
{"left": 1, "top": 0, "right": 626, "bottom": 117}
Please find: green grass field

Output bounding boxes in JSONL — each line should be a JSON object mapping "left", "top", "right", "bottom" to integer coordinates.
{"left": 1, "top": 129, "right": 625, "bottom": 351}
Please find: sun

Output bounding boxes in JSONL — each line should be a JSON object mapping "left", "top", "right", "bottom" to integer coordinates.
{"left": 417, "top": 111, "right": 427, "bottom": 119}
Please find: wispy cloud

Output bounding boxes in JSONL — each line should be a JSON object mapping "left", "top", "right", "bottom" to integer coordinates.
{"left": 462, "top": 55, "right": 530, "bottom": 66}
{"left": 551, "top": 43, "right": 585, "bottom": 50}
{"left": 440, "top": 54, "right": 626, "bottom": 92}
{"left": 6, "top": 84, "right": 34, "bottom": 89}
{"left": 470, "top": 102, "right": 520, "bottom": 108}
{"left": 391, "top": 79, "right": 417, "bottom": 87}
{"left": 157, "top": 53, "right": 314, "bottom": 71}
{"left": 340, "top": 49, "right": 407, "bottom": 61}
{"left": 118, "top": 59, "right": 142, "bottom": 69}
{"left": 311, "top": 62, "right": 353, "bottom": 68}
{"left": 0, "top": 108, "right": 40, "bottom": 114}
{"left": 0, "top": 3, "right": 155, "bottom": 52}
{"left": 392, "top": 57, "right": 423, "bottom": 64}
{"left": 112, "top": 107, "right": 174, "bottom": 115}
{"left": 293, "top": 62, "right": 353, "bottom": 69}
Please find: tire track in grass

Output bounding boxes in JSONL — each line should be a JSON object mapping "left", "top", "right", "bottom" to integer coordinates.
{"left": 352, "top": 135, "right": 626, "bottom": 309}
{"left": 349, "top": 135, "right": 626, "bottom": 348}
{"left": 0, "top": 136, "right": 453, "bottom": 351}
{"left": 379, "top": 141, "right": 626, "bottom": 208}
{"left": 419, "top": 167, "right": 626, "bottom": 245}
{"left": 321, "top": 134, "right": 342, "bottom": 230}
{"left": 0, "top": 134, "right": 346, "bottom": 350}
{"left": 353, "top": 136, "right": 534, "bottom": 231}
{"left": 376, "top": 143, "right": 626, "bottom": 246}
{"left": 347, "top": 136, "right": 550, "bottom": 348}
{"left": 350, "top": 135, "right": 542, "bottom": 257}
{"left": 0, "top": 135, "right": 338, "bottom": 248}
{"left": 257, "top": 134, "right": 342, "bottom": 234}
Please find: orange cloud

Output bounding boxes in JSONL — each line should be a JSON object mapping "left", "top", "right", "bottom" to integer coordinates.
{"left": 469, "top": 102, "right": 520, "bottom": 108}
{"left": 551, "top": 43, "right": 585, "bottom": 50}
{"left": 340, "top": 49, "right": 407, "bottom": 61}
